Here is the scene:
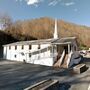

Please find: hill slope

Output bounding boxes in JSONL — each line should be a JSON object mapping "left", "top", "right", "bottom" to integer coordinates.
{"left": 4, "top": 17, "right": 90, "bottom": 49}
{"left": 0, "top": 30, "right": 18, "bottom": 46}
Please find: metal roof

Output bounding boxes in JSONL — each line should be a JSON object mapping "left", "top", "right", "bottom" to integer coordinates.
{"left": 52, "top": 37, "right": 76, "bottom": 44}
{"left": 3, "top": 37, "right": 76, "bottom": 46}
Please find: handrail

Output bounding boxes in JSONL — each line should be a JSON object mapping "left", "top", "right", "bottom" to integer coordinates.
{"left": 23, "top": 46, "right": 56, "bottom": 61}
{"left": 25, "top": 46, "right": 52, "bottom": 55}
{"left": 66, "top": 51, "right": 73, "bottom": 68}
{"left": 53, "top": 49, "right": 65, "bottom": 67}
{"left": 59, "top": 50, "right": 65, "bottom": 66}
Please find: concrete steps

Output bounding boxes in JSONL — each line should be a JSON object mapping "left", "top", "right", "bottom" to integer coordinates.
{"left": 24, "top": 79, "right": 59, "bottom": 90}
{"left": 60, "top": 54, "right": 68, "bottom": 68}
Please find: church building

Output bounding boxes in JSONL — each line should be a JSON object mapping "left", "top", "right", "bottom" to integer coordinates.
{"left": 3, "top": 19, "right": 81, "bottom": 68}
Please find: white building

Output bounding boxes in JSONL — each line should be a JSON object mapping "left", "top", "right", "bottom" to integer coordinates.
{"left": 3, "top": 20, "right": 82, "bottom": 68}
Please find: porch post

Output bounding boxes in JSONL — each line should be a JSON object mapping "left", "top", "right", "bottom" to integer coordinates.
{"left": 47, "top": 46, "right": 49, "bottom": 57}
{"left": 68, "top": 44, "right": 70, "bottom": 54}
{"left": 3, "top": 46, "right": 6, "bottom": 59}
{"left": 52, "top": 45, "right": 53, "bottom": 57}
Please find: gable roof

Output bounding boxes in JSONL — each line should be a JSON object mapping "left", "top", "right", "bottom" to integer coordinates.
{"left": 3, "top": 37, "right": 76, "bottom": 46}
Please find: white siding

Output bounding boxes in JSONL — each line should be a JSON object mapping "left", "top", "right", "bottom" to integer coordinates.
{"left": 7, "top": 46, "right": 11, "bottom": 59}
{"left": 3, "top": 46, "right": 7, "bottom": 59}
{"left": 41, "top": 44, "right": 50, "bottom": 48}
{"left": 18, "top": 45, "right": 29, "bottom": 61}
{"left": 32, "top": 45, "right": 38, "bottom": 50}
{"left": 34, "top": 57, "right": 53, "bottom": 66}
{"left": 8, "top": 46, "right": 17, "bottom": 60}
{"left": 3, "top": 43, "right": 54, "bottom": 66}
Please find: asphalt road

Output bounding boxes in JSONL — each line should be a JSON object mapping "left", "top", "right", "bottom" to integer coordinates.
{"left": 0, "top": 58, "right": 90, "bottom": 90}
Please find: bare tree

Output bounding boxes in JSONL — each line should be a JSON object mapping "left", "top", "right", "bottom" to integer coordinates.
{"left": 0, "top": 13, "right": 12, "bottom": 30}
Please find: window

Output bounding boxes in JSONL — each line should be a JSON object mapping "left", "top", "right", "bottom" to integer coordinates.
{"left": 14, "top": 55, "right": 17, "bottom": 58}
{"left": 23, "top": 59, "right": 26, "bottom": 63}
{"left": 38, "top": 44, "right": 40, "bottom": 49}
{"left": 29, "top": 45, "right": 31, "bottom": 50}
{"left": 29, "top": 53, "right": 31, "bottom": 57}
{"left": 22, "top": 45, "right": 24, "bottom": 49}
{"left": 21, "top": 52, "right": 24, "bottom": 56}
{"left": 38, "top": 55, "right": 40, "bottom": 59}
{"left": 15, "top": 45, "right": 17, "bottom": 50}
{"left": 9, "top": 46, "right": 11, "bottom": 50}
{"left": 70, "top": 45, "right": 71, "bottom": 51}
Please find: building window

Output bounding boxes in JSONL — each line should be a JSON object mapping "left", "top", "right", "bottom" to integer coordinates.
{"left": 29, "top": 45, "right": 31, "bottom": 50}
{"left": 29, "top": 53, "right": 31, "bottom": 57}
{"left": 9, "top": 46, "right": 11, "bottom": 50}
{"left": 14, "top": 55, "right": 17, "bottom": 58}
{"left": 38, "top": 44, "right": 40, "bottom": 49}
{"left": 23, "top": 59, "right": 26, "bottom": 63}
{"left": 38, "top": 55, "right": 40, "bottom": 59}
{"left": 22, "top": 45, "right": 24, "bottom": 49}
{"left": 21, "top": 52, "right": 24, "bottom": 56}
{"left": 15, "top": 45, "right": 17, "bottom": 50}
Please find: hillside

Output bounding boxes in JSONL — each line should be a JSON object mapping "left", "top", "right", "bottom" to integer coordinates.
{"left": 0, "top": 30, "right": 18, "bottom": 46}
{"left": 3, "top": 17, "right": 90, "bottom": 49}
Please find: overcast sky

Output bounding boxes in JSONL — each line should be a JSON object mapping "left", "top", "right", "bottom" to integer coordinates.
{"left": 0, "top": 0, "right": 90, "bottom": 26}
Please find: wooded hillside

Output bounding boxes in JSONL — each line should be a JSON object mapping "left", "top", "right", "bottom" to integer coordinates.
{"left": 1, "top": 17, "right": 90, "bottom": 49}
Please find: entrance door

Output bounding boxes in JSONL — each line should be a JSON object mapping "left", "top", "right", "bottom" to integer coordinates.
{"left": 64, "top": 45, "right": 68, "bottom": 54}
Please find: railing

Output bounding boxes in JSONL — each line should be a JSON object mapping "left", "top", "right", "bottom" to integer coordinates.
{"left": 66, "top": 51, "right": 73, "bottom": 68}
{"left": 59, "top": 50, "right": 65, "bottom": 66}
{"left": 25, "top": 46, "right": 52, "bottom": 55}
{"left": 53, "top": 50, "right": 65, "bottom": 67}
{"left": 24, "top": 46, "right": 57, "bottom": 62}
{"left": 26, "top": 53, "right": 57, "bottom": 62}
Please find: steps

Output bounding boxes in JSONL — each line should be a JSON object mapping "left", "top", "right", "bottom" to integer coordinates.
{"left": 24, "top": 79, "right": 59, "bottom": 90}
{"left": 53, "top": 53, "right": 68, "bottom": 68}
{"left": 60, "top": 54, "right": 68, "bottom": 68}
{"left": 53, "top": 50, "right": 65, "bottom": 67}
{"left": 53, "top": 57, "right": 61, "bottom": 67}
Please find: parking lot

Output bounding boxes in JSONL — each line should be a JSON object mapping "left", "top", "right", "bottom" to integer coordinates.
{"left": 0, "top": 58, "right": 90, "bottom": 90}
{"left": 0, "top": 60, "right": 67, "bottom": 90}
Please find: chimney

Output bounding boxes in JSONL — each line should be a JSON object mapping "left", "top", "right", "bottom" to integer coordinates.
{"left": 53, "top": 19, "right": 58, "bottom": 39}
